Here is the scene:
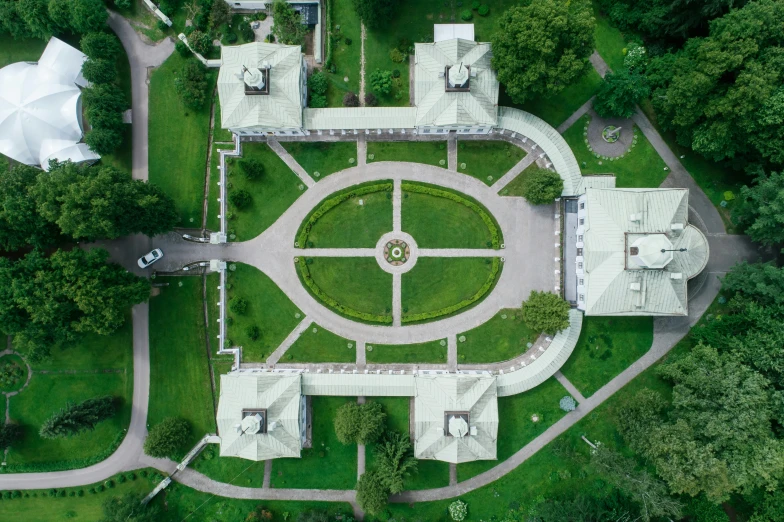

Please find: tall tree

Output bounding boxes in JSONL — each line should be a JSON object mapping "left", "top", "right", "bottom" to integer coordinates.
{"left": 352, "top": 0, "right": 398, "bottom": 30}
{"left": 733, "top": 171, "right": 784, "bottom": 247}
{"left": 593, "top": 69, "right": 650, "bottom": 118}
{"left": 174, "top": 59, "right": 210, "bottom": 109}
{"left": 270, "top": 0, "right": 306, "bottom": 46}
{"left": 208, "top": 0, "right": 232, "bottom": 29}
{"left": 81, "top": 32, "right": 122, "bottom": 60}
{"left": 33, "top": 162, "right": 179, "bottom": 241}
{"left": 40, "top": 396, "right": 116, "bottom": 438}
{"left": 721, "top": 262, "right": 784, "bottom": 307}
{"left": 18, "top": 0, "right": 54, "bottom": 39}
{"left": 521, "top": 291, "right": 571, "bottom": 334}
{"left": 0, "top": 248, "right": 150, "bottom": 360}
{"left": 648, "top": 0, "right": 784, "bottom": 168}
{"left": 0, "top": 1, "right": 31, "bottom": 38}
{"left": 0, "top": 164, "right": 61, "bottom": 251}
{"left": 69, "top": 0, "right": 108, "bottom": 34}
{"left": 374, "top": 431, "right": 417, "bottom": 494}
{"left": 491, "top": 0, "right": 594, "bottom": 104}
{"left": 356, "top": 470, "right": 389, "bottom": 516}
{"left": 143, "top": 417, "right": 190, "bottom": 458}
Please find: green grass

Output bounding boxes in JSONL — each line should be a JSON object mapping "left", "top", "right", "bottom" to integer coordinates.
{"left": 367, "top": 339, "right": 448, "bottom": 364}
{"left": 271, "top": 396, "right": 358, "bottom": 489}
{"left": 305, "top": 257, "right": 392, "bottom": 318}
{"left": 4, "top": 318, "right": 133, "bottom": 471}
{"left": 500, "top": 161, "right": 541, "bottom": 197}
{"left": 505, "top": 67, "right": 604, "bottom": 127}
{"left": 456, "top": 140, "right": 526, "bottom": 185}
{"left": 226, "top": 263, "right": 302, "bottom": 363}
{"left": 593, "top": 5, "right": 632, "bottom": 74}
{"left": 149, "top": 53, "right": 217, "bottom": 226}
{"left": 212, "top": 93, "right": 234, "bottom": 143}
{"left": 563, "top": 115, "right": 670, "bottom": 188}
{"left": 0, "top": 33, "right": 47, "bottom": 67}
{"left": 402, "top": 257, "right": 496, "bottom": 318}
{"left": 559, "top": 316, "right": 654, "bottom": 397}
{"left": 326, "top": 0, "right": 362, "bottom": 106}
{"left": 402, "top": 190, "right": 494, "bottom": 248}
{"left": 281, "top": 141, "right": 359, "bottom": 179}
{"left": 304, "top": 187, "right": 393, "bottom": 247}
{"left": 226, "top": 142, "right": 305, "bottom": 241}
{"left": 458, "top": 309, "right": 539, "bottom": 363}
{"left": 284, "top": 324, "right": 355, "bottom": 363}
{"left": 149, "top": 278, "right": 216, "bottom": 453}
{"left": 367, "top": 141, "right": 447, "bottom": 167}
{"left": 191, "top": 446, "right": 266, "bottom": 488}
{"left": 457, "top": 377, "right": 569, "bottom": 481}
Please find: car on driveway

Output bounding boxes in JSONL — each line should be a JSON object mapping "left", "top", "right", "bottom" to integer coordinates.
{"left": 138, "top": 249, "right": 163, "bottom": 269}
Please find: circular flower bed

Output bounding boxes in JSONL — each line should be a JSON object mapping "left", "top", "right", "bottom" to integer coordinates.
{"left": 383, "top": 239, "right": 410, "bottom": 265}
{"left": 602, "top": 125, "right": 621, "bottom": 143}
{"left": 0, "top": 354, "right": 28, "bottom": 393}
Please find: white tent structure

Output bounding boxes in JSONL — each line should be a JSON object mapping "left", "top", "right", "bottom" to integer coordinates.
{"left": 0, "top": 37, "right": 99, "bottom": 170}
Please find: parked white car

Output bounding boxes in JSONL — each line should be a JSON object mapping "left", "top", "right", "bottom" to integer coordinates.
{"left": 137, "top": 249, "right": 163, "bottom": 269}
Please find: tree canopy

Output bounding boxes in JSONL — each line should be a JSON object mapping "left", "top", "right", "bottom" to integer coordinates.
{"left": 334, "top": 401, "right": 386, "bottom": 445}
{"left": 521, "top": 291, "right": 571, "bottom": 334}
{"left": 356, "top": 470, "right": 388, "bottom": 515}
{"left": 352, "top": 0, "right": 398, "bottom": 30}
{"left": 491, "top": 0, "right": 594, "bottom": 104}
{"left": 40, "top": 396, "right": 116, "bottom": 439}
{"left": 174, "top": 59, "right": 210, "bottom": 110}
{"left": 271, "top": 0, "right": 307, "bottom": 46}
{"left": 593, "top": 69, "right": 650, "bottom": 118}
{"left": 733, "top": 171, "right": 784, "bottom": 248}
{"left": 721, "top": 262, "right": 784, "bottom": 307}
{"left": 0, "top": 164, "right": 61, "bottom": 251}
{"left": 143, "top": 417, "right": 190, "bottom": 458}
{"left": 517, "top": 168, "right": 563, "bottom": 204}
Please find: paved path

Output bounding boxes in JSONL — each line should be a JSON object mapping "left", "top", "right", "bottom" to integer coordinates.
{"left": 448, "top": 134, "right": 457, "bottom": 171}
{"left": 589, "top": 50, "right": 611, "bottom": 78}
{"left": 392, "top": 273, "right": 402, "bottom": 327}
{"left": 356, "top": 340, "right": 366, "bottom": 367}
{"left": 357, "top": 134, "right": 367, "bottom": 166}
{"left": 491, "top": 153, "right": 537, "bottom": 192}
{"left": 263, "top": 460, "right": 272, "bottom": 488}
{"left": 447, "top": 335, "right": 457, "bottom": 371}
{"left": 554, "top": 371, "right": 586, "bottom": 403}
{"left": 392, "top": 179, "right": 402, "bottom": 232}
{"left": 556, "top": 97, "right": 594, "bottom": 134}
{"left": 267, "top": 317, "right": 312, "bottom": 365}
{"left": 449, "top": 463, "right": 457, "bottom": 486}
{"left": 267, "top": 138, "right": 316, "bottom": 188}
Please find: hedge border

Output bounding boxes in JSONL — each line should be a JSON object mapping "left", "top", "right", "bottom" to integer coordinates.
{"left": 400, "top": 182, "right": 502, "bottom": 248}
{"left": 402, "top": 257, "right": 501, "bottom": 323}
{"left": 297, "top": 258, "right": 393, "bottom": 324}
{"left": 296, "top": 182, "right": 393, "bottom": 247}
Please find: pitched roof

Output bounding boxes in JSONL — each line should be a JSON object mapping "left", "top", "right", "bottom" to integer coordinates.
{"left": 218, "top": 42, "right": 303, "bottom": 129}
{"left": 581, "top": 188, "right": 709, "bottom": 316}
{"left": 216, "top": 372, "right": 302, "bottom": 460}
{"left": 303, "top": 107, "right": 418, "bottom": 130}
{"left": 414, "top": 39, "right": 498, "bottom": 127}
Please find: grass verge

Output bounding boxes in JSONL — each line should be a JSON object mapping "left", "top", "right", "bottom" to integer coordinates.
{"left": 303, "top": 258, "right": 392, "bottom": 320}
{"left": 456, "top": 140, "right": 526, "bottom": 185}
{"left": 458, "top": 309, "right": 538, "bottom": 364}
{"left": 367, "top": 339, "right": 448, "bottom": 364}
{"left": 281, "top": 141, "right": 359, "bottom": 179}
{"left": 284, "top": 324, "right": 355, "bottom": 363}
{"left": 367, "top": 141, "right": 447, "bottom": 167}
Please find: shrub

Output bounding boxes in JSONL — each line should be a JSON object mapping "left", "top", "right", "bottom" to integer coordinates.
{"left": 356, "top": 470, "right": 389, "bottom": 515}
{"left": 81, "top": 32, "right": 121, "bottom": 60}
{"left": 175, "top": 40, "right": 192, "bottom": 57}
{"left": 343, "top": 92, "right": 359, "bottom": 107}
{"left": 82, "top": 58, "right": 116, "bottom": 84}
{"left": 143, "top": 417, "right": 190, "bottom": 458}
{"left": 85, "top": 128, "right": 124, "bottom": 155}
{"left": 230, "top": 297, "right": 248, "bottom": 315}
{"left": 471, "top": 0, "right": 480, "bottom": 9}
{"left": 230, "top": 189, "right": 252, "bottom": 209}
{"left": 240, "top": 159, "right": 264, "bottom": 181}
{"left": 392, "top": 69, "right": 400, "bottom": 78}
{"left": 245, "top": 325, "right": 260, "bottom": 341}
{"left": 518, "top": 168, "right": 563, "bottom": 204}
{"left": 389, "top": 48, "right": 405, "bottom": 63}
{"left": 623, "top": 42, "right": 647, "bottom": 71}
{"left": 117, "top": 474, "right": 127, "bottom": 484}
{"left": 559, "top": 396, "right": 577, "bottom": 412}
{"left": 309, "top": 71, "right": 328, "bottom": 95}
{"left": 156, "top": 20, "right": 168, "bottom": 31}
{"left": 460, "top": 10, "right": 473, "bottom": 21}
{"left": 364, "top": 93, "right": 378, "bottom": 107}
{"left": 40, "top": 396, "right": 116, "bottom": 439}
{"left": 477, "top": 4, "right": 489, "bottom": 16}
{"left": 449, "top": 500, "right": 468, "bottom": 521}
{"left": 521, "top": 291, "right": 570, "bottom": 334}
{"left": 174, "top": 59, "right": 209, "bottom": 110}
{"left": 264, "top": 33, "right": 275, "bottom": 43}
{"left": 114, "top": 0, "right": 132, "bottom": 8}
{"left": 226, "top": 32, "right": 238, "bottom": 44}
{"left": 345, "top": 37, "right": 352, "bottom": 45}
{"left": 593, "top": 70, "right": 650, "bottom": 118}
{"left": 188, "top": 30, "right": 213, "bottom": 56}
{"left": 240, "top": 22, "right": 255, "bottom": 41}
{"left": 370, "top": 69, "right": 393, "bottom": 95}
{"left": 334, "top": 401, "right": 386, "bottom": 445}
{"left": 309, "top": 94, "right": 327, "bottom": 108}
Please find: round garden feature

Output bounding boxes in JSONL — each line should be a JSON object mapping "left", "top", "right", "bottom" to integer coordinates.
{"left": 0, "top": 353, "right": 29, "bottom": 394}
{"left": 383, "top": 239, "right": 410, "bottom": 266}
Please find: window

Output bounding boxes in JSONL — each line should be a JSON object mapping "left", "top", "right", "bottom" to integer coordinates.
{"left": 579, "top": 278, "right": 584, "bottom": 285}
{"left": 577, "top": 248, "right": 583, "bottom": 256}
{"left": 579, "top": 294, "right": 584, "bottom": 301}
{"left": 580, "top": 203, "right": 585, "bottom": 210}
{"left": 579, "top": 218, "right": 584, "bottom": 225}
{"left": 477, "top": 128, "right": 484, "bottom": 132}
{"left": 578, "top": 235, "right": 583, "bottom": 242}
{"left": 578, "top": 262, "right": 583, "bottom": 269}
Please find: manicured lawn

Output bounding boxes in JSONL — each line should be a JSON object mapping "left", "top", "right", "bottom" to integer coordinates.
{"left": 271, "top": 396, "right": 358, "bottom": 489}
{"left": 402, "top": 190, "right": 494, "bottom": 248}
{"left": 559, "top": 316, "right": 654, "bottom": 397}
{"left": 304, "top": 187, "right": 393, "bottom": 247}
{"left": 457, "top": 377, "right": 569, "bottom": 481}
{"left": 281, "top": 141, "right": 358, "bottom": 179}
{"left": 402, "top": 258, "right": 497, "bottom": 318}
{"left": 4, "top": 318, "right": 133, "bottom": 471}
{"left": 563, "top": 115, "right": 670, "bottom": 188}
{"left": 149, "top": 278, "right": 216, "bottom": 452}
{"left": 284, "top": 324, "right": 355, "bottom": 363}
{"left": 508, "top": 67, "right": 603, "bottom": 128}
{"left": 226, "top": 263, "right": 302, "bottom": 362}
{"left": 0, "top": 33, "right": 47, "bottom": 66}
{"left": 593, "top": 5, "right": 632, "bottom": 74}
{"left": 149, "top": 53, "right": 216, "bottom": 226}
{"left": 367, "top": 339, "right": 448, "bottom": 364}
{"left": 191, "top": 446, "right": 266, "bottom": 488}
{"left": 367, "top": 141, "right": 447, "bottom": 167}
{"left": 456, "top": 140, "right": 526, "bottom": 185}
{"left": 458, "top": 309, "right": 538, "bottom": 363}
{"left": 305, "top": 258, "right": 392, "bottom": 318}
{"left": 326, "top": 0, "right": 361, "bottom": 106}
{"left": 212, "top": 92, "right": 234, "bottom": 142}
{"left": 500, "top": 161, "right": 541, "bottom": 197}
{"left": 226, "top": 142, "right": 305, "bottom": 241}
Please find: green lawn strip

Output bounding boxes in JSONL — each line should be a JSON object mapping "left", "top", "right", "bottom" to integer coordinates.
{"left": 366, "top": 140, "right": 447, "bottom": 167}
{"left": 191, "top": 447, "right": 266, "bottom": 488}
{"left": 401, "top": 187, "right": 496, "bottom": 249}
{"left": 500, "top": 161, "right": 541, "bottom": 197}
{"left": 457, "top": 377, "right": 570, "bottom": 481}
{"left": 366, "top": 339, "right": 448, "bottom": 364}
{"left": 402, "top": 257, "right": 497, "bottom": 319}
{"left": 593, "top": 5, "right": 632, "bottom": 74}
{"left": 284, "top": 324, "right": 355, "bottom": 363}
{"left": 34, "top": 315, "right": 133, "bottom": 371}
{"left": 149, "top": 53, "right": 216, "bottom": 226}
{"left": 0, "top": 33, "right": 47, "bottom": 66}
{"left": 456, "top": 140, "right": 526, "bottom": 185}
{"left": 563, "top": 115, "right": 670, "bottom": 188}
{"left": 206, "top": 273, "right": 221, "bottom": 351}
{"left": 281, "top": 141, "right": 358, "bottom": 179}
{"left": 501, "top": 67, "right": 603, "bottom": 128}
{"left": 226, "top": 142, "right": 305, "bottom": 241}
{"left": 226, "top": 263, "right": 302, "bottom": 362}
{"left": 212, "top": 93, "right": 234, "bottom": 143}
{"left": 303, "top": 257, "right": 392, "bottom": 318}
{"left": 271, "top": 396, "right": 358, "bottom": 489}
{"left": 365, "top": 397, "right": 408, "bottom": 472}
{"left": 458, "top": 309, "right": 538, "bottom": 364}
{"left": 211, "top": 359, "right": 235, "bottom": 395}
{"left": 559, "top": 316, "right": 653, "bottom": 397}
{"left": 326, "top": 0, "right": 361, "bottom": 106}
{"left": 639, "top": 100, "right": 744, "bottom": 233}
{"left": 149, "top": 278, "right": 216, "bottom": 453}
{"left": 305, "top": 191, "right": 392, "bottom": 247}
